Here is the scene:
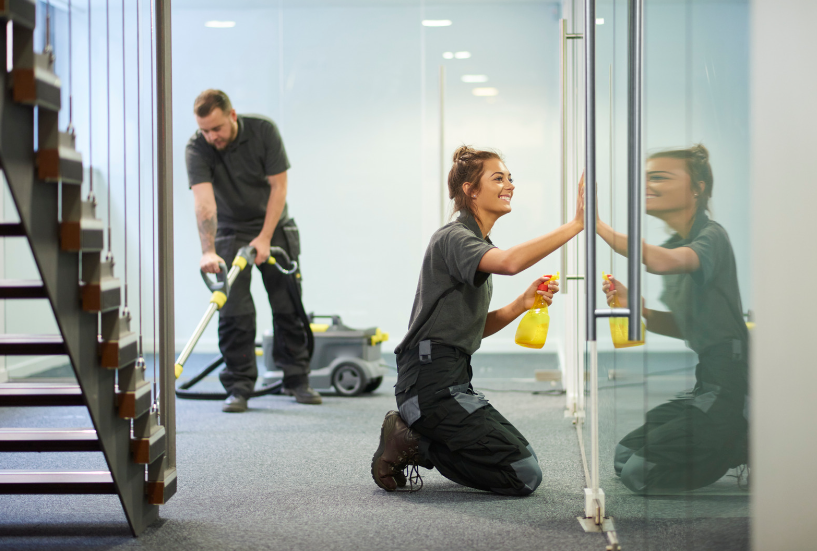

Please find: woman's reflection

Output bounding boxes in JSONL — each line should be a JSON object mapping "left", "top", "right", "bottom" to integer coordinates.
{"left": 597, "top": 144, "right": 749, "bottom": 494}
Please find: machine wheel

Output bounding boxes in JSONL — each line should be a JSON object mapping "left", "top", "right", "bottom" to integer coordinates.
{"left": 332, "top": 363, "right": 366, "bottom": 396}
{"left": 364, "top": 376, "right": 383, "bottom": 393}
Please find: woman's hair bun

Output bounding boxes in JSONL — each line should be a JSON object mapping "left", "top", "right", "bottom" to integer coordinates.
{"left": 690, "top": 143, "right": 709, "bottom": 162}
{"left": 452, "top": 145, "right": 476, "bottom": 164}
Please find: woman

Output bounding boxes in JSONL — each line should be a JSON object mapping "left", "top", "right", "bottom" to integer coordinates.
{"left": 598, "top": 145, "right": 749, "bottom": 493}
{"left": 371, "top": 145, "right": 584, "bottom": 495}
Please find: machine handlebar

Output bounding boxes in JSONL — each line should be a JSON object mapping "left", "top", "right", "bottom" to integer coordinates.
{"left": 200, "top": 261, "right": 230, "bottom": 295}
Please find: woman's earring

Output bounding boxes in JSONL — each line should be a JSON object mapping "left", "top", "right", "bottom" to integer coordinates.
{"left": 472, "top": 195, "right": 476, "bottom": 198}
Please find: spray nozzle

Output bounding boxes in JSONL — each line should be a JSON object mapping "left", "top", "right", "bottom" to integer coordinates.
{"left": 537, "top": 271, "right": 560, "bottom": 291}
{"left": 603, "top": 271, "right": 614, "bottom": 290}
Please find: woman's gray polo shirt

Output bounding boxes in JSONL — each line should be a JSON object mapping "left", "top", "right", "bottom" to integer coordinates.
{"left": 395, "top": 212, "right": 496, "bottom": 356}
{"left": 659, "top": 213, "right": 748, "bottom": 355}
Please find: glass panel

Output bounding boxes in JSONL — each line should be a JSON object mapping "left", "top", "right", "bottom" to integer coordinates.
{"left": 590, "top": 0, "right": 752, "bottom": 546}
{"left": 591, "top": 0, "right": 650, "bottom": 535}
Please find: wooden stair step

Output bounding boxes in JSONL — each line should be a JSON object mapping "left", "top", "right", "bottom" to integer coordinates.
{"left": 12, "top": 52, "right": 62, "bottom": 112}
{"left": 0, "top": 334, "right": 66, "bottom": 355}
{"left": 0, "top": 223, "right": 25, "bottom": 237}
{"left": 0, "top": 383, "right": 84, "bottom": 407}
{"left": 0, "top": 428, "right": 99, "bottom": 452}
{"left": 0, "top": 470, "right": 116, "bottom": 494}
{"left": 0, "top": 279, "right": 46, "bottom": 299}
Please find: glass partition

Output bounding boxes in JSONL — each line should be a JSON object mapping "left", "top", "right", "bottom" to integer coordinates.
{"left": 578, "top": 0, "right": 752, "bottom": 547}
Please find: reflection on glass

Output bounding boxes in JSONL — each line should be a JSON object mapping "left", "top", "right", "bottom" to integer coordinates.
{"left": 598, "top": 145, "right": 749, "bottom": 494}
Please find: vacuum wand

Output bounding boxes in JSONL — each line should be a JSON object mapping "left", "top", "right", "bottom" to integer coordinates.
{"left": 174, "top": 245, "right": 297, "bottom": 379}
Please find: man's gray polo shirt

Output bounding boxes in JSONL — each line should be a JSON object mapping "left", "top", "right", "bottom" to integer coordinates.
{"left": 396, "top": 211, "right": 496, "bottom": 357}
{"left": 185, "top": 114, "right": 290, "bottom": 235}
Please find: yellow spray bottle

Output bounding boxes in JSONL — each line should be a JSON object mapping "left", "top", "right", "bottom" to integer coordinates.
{"left": 515, "top": 272, "right": 559, "bottom": 349}
{"left": 603, "top": 272, "right": 645, "bottom": 348}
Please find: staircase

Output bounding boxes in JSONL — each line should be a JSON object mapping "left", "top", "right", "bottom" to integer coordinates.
{"left": 0, "top": 0, "right": 175, "bottom": 536}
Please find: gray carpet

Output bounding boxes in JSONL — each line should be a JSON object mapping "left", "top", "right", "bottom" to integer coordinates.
{"left": 0, "top": 353, "right": 749, "bottom": 550}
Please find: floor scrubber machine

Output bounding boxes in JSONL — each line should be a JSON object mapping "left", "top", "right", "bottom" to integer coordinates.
{"left": 174, "top": 245, "right": 389, "bottom": 399}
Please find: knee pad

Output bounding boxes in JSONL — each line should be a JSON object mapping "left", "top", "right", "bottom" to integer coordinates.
{"left": 614, "top": 443, "right": 636, "bottom": 477}
{"left": 620, "top": 454, "right": 656, "bottom": 494}
{"left": 505, "top": 446, "right": 543, "bottom": 496}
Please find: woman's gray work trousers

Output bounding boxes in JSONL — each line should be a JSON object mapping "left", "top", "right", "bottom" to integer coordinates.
{"left": 395, "top": 341, "right": 542, "bottom": 496}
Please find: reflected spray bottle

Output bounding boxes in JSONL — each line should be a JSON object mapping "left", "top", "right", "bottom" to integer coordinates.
{"left": 603, "top": 272, "right": 645, "bottom": 348}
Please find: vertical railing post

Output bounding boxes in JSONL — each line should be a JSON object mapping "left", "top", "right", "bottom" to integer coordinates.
{"left": 439, "top": 65, "right": 445, "bottom": 226}
{"left": 585, "top": 0, "right": 596, "bottom": 344}
{"left": 156, "top": 0, "right": 175, "bottom": 469}
{"left": 627, "top": 0, "right": 643, "bottom": 340}
{"left": 560, "top": 18, "right": 568, "bottom": 294}
{"left": 583, "top": 0, "right": 605, "bottom": 523}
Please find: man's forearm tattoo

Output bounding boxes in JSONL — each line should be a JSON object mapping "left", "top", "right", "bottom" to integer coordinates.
{"left": 198, "top": 214, "right": 217, "bottom": 253}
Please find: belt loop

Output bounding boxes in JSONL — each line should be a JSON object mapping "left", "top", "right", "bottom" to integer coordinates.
{"left": 419, "top": 340, "right": 432, "bottom": 364}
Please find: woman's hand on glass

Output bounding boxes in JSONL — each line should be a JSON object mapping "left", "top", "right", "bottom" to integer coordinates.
{"left": 574, "top": 172, "right": 586, "bottom": 228}
{"left": 521, "top": 275, "right": 559, "bottom": 310}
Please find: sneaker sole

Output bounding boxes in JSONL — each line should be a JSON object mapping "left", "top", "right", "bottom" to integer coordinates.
{"left": 371, "top": 411, "right": 404, "bottom": 491}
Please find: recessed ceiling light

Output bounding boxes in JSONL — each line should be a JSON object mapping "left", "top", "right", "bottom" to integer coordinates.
{"left": 596, "top": 18, "right": 605, "bottom": 25}
{"left": 454, "top": 51, "right": 471, "bottom": 59}
{"left": 205, "top": 21, "right": 236, "bottom": 28}
{"left": 442, "top": 52, "right": 454, "bottom": 59}
{"left": 472, "top": 87, "right": 498, "bottom": 97}
{"left": 461, "top": 75, "right": 488, "bottom": 83}
{"left": 423, "top": 20, "right": 452, "bottom": 27}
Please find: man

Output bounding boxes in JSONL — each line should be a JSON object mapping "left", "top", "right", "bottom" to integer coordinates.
{"left": 185, "top": 89, "right": 320, "bottom": 412}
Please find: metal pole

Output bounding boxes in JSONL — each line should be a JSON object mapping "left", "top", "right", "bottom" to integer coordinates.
{"left": 156, "top": 0, "right": 175, "bottom": 469}
{"left": 584, "top": 0, "right": 600, "bottom": 502}
{"left": 585, "top": 0, "right": 596, "bottom": 342}
{"left": 439, "top": 64, "right": 445, "bottom": 226}
{"left": 627, "top": 0, "right": 643, "bottom": 341}
{"left": 560, "top": 19, "right": 568, "bottom": 294}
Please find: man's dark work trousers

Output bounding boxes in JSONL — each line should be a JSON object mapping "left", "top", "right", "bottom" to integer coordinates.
{"left": 215, "top": 221, "right": 310, "bottom": 399}
{"left": 614, "top": 344, "right": 749, "bottom": 494}
{"left": 395, "top": 343, "right": 542, "bottom": 496}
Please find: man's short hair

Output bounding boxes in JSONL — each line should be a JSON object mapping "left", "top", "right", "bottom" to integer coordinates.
{"left": 194, "top": 89, "right": 233, "bottom": 118}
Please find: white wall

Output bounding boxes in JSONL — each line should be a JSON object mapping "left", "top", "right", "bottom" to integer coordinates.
{"left": 171, "top": 3, "right": 566, "bottom": 355}
{"left": 751, "top": 0, "right": 817, "bottom": 548}
{"left": 0, "top": 0, "right": 753, "bottom": 372}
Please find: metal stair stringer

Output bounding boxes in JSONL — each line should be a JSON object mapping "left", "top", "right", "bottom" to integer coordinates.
{"left": 0, "top": 35, "right": 158, "bottom": 536}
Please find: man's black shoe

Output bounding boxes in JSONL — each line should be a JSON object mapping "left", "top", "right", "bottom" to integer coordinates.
{"left": 222, "top": 394, "right": 248, "bottom": 413}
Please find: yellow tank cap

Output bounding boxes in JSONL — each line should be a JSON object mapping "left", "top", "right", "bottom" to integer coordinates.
{"left": 255, "top": 348, "right": 263, "bottom": 356}
{"left": 175, "top": 363, "right": 184, "bottom": 379}
{"left": 310, "top": 323, "right": 330, "bottom": 333}
{"left": 370, "top": 328, "right": 389, "bottom": 346}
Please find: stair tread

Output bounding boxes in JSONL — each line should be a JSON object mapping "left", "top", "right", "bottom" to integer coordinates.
{"left": 0, "top": 334, "right": 66, "bottom": 355}
{"left": 0, "top": 384, "right": 81, "bottom": 394}
{"left": 0, "top": 223, "right": 25, "bottom": 236}
{"left": 0, "top": 470, "right": 117, "bottom": 494}
{"left": 0, "top": 429, "right": 100, "bottom": 452}
{"left": 0, "top": 334, "right": 64, "bottom": 343}
{"left": 0, "top": 470, "right": 112, "bottom": 480}
{"left": 0, "top": 384, "right": 84, "bottom": 406}
{"left": 0, "top": 279, "right": 46, "bottom": 298}
{"left": 0, "top": 428, "right": 97, "bottom": 439}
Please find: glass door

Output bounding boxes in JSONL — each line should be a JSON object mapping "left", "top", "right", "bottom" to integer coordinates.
{"left": 573, "top": 0, "right": 753, "bottom": 547}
